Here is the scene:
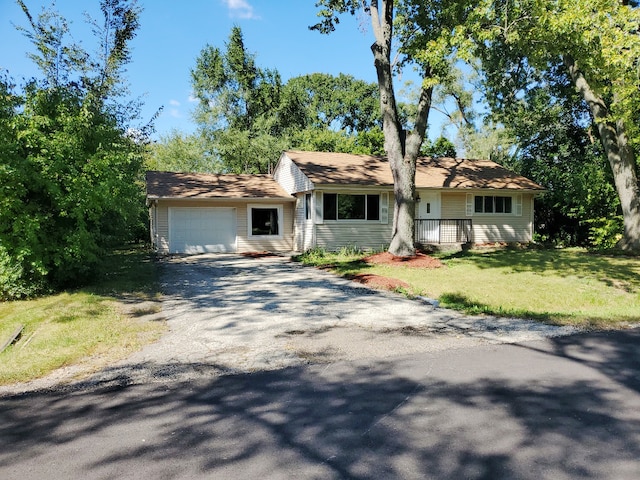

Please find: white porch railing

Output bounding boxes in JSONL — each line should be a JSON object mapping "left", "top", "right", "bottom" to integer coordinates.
{"left": 415, "top": 219, "right": 472, "bottom": 244}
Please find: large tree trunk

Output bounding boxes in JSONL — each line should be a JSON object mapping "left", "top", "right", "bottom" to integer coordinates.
{"left": 369, "top": 0, "right": 432, "bottom": 257}
{"left": 564, "top": 54, "right": 640, "bottom": 251}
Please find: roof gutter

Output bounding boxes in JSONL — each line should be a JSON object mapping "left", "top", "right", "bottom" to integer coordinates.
{"left": 145, "top": 195, "right": 296, "bottom": 203}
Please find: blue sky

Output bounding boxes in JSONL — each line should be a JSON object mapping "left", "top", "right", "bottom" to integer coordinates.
{"left": 1, "top": 0, "right": 444, "bottom": 140}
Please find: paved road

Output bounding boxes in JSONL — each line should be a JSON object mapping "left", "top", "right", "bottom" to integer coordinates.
{"left": 2, "top": 329, "right": 640, "bottom": 479}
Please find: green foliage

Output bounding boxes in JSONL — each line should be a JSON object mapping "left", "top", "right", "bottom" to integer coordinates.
{"left": 188, "top": 27, "right": 387, "bottom": 173}
{"left": 482, "top": 68, "right": 621, "bottom": 246}
{"left": 0, "top": 1, "right": 148, "bottom": 299}
{"left": 586, "top": 216, "right": 624, "bottom": 251}
{"left": 284, "top": 73, "right": 380, "bottom": 133}
{"left": 210, "top": 127, "right": 288, "bottom": 174}
{"left": 421, "top": 136, "right": 456, "bottom": 157}
{"left": 189, "top": 26, "right": 289, "bottom": 173}
{"left": 146, "top": 130, "right": 218, "bottom": 173}
{"left": 290, "top": 126, "right": 385, "bottom": 155}
{"left": 293, "top": 246, "right": 330, "bottom": 264}
{"left": 192, "top": 26, "right": 284, "bottom": 134}
{"left": 469, "top": 0, "right": 640, "bottom": 250}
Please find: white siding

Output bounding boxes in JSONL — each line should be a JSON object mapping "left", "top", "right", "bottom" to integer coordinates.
{"left": 156, "top": 204, "right": 169, "bottom": 253}
{"left": 273, "top": 153, "right": 314, "bottom": 194}
{"left": 441, "top": 191, "right": 535, "bottom": 243}
{"left": 441, "top": 192, "right": 467, "bottom": 218}
{"left": 153, "top": 200, "right": 294, "bottom": 254}
{"left": 292, "top": 193, "right": 316, "bottom": 252}
{"left": 293, "top": 195, "right": 305, "bottom": 251}
{"left": 313, "top": 190, "right": 395, "bottom": 251}
{"left": 315, "top": 223, "right": 393, "bottom": 251}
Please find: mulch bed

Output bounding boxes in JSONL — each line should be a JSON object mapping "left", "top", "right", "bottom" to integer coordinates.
{"left": 347, "top": 251, "right": 443, "bottom": 292}
{"left": 362, "top": 251, "right": 444, "bottom": 269}
{"left": 347, "top": 273, "right": 411, "bottom": 291}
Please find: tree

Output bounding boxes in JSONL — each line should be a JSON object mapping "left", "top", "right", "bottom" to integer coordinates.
{"left": 0, "top": 0, "right": 147, "bottom": 299}
{"left": 422, "top": 136, "right": 457, "bottom": 157}
{"left": 471, "top": 0, "right": 640, "bottom": 251}
{"left": 190, "top": 26, "right": 288, "bottom": 173}
{"left": 489, "top": 69, "right": 619, "bottom": 246}
{"left": 285, "top": 73, "right": 381, "bottom": 132}
{"left": 290, "top": 126, "right": 385, "bottom": 154}
{"left": 146, "top": 130, "right": 216, "bottom": 173}
{"left": 312, "top": 0, "right": 475, "bottom": 256}
{"left": 189, "top": 28, "right": 387, "bottom": 173}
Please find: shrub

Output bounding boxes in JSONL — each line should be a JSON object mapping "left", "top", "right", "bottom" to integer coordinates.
{"left": 0, "top": 245, "right": 46, "bottom": 300}
{"left": 586, "top": 216, "right": 623, "bottom": 250}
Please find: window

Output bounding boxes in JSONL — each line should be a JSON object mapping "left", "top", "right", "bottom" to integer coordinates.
{"left": 367, "top": 195, "right": 380, "bottom": 221}
{"left": 338, "top": 194, "right": 365, "bottom": 219}
{"left": 474, "top": 195, "right": 513, "bottom": 214}
{"left": 495, "top": 196, "right": 512, "bottom": 213}
{"left": 305, "top": 193, "right": 312, "bottom": 220}
{"left": 323, "top": 193, "right": 337, "bottom": 220}
{"left": 323, "top": 193, "right": 380, "bottom": 220}
{"left": 250, "top": 207, "right": 279, "bottom": 235}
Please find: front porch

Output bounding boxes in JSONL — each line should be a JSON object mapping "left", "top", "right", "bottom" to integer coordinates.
{"left": 415, "top": 219, "right": 472, "bottom": 245}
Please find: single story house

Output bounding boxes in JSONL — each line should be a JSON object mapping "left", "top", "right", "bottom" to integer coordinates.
{"left": 146, "top": 150, "right": 545, "bottom": 254}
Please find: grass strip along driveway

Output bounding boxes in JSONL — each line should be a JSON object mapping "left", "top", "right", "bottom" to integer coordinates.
{"left": 0, "top": 248, "right": 165, "bottom": 386}
{"left": 297, "top": 247, "right": 640, "bottom": 328}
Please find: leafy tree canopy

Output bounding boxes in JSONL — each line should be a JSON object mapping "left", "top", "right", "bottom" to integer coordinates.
{"left": 0, "top": 0, "right": 149, "bottom": 299}
{"left": 164, "top": 26, "right": 386, "bottom": 174}
{"left": 468, "top": 0, "right": 640, "bottom": 249}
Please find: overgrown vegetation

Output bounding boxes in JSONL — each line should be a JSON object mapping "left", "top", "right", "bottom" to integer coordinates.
{"left": 0, "top": 246, "right": 165, "bottom": 386}
{"left": 0, "top": 1, "right": 151, "bottom": 300}
{"left": 296, "top": 247, "right": 640, "bottom": 328}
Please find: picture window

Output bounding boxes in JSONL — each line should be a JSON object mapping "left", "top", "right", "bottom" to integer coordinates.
{"left": 323, "top": 193, "right": 380, "bottom": 221}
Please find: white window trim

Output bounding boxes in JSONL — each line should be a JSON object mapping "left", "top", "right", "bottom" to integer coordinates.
{"left": 304, "top": 193, "right": 312, "bottom": 221}
{"left": 247, "top": 204, "right": 284, "bottom": 239}
{"left": 315, "top": 191, "right": 323, "bottom": 224}
{"left": 321, "top": 192, "right": 384, "bottom": 222}
{"left": 472, "top": 194, "right": 519, "bottom": 216}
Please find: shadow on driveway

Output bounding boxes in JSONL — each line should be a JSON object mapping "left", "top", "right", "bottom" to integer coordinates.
{"left": 2, "top": 329, "right": 640, "bottom": 479}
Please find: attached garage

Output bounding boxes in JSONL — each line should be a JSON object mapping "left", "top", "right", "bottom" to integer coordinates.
{"left": 146, "top": 171, "right": 295, "bottom": 254}
{"left": 169, "top": 207, "right": 236, "bottom": 254}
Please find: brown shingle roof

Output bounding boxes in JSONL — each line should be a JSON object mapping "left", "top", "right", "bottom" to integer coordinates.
{"left": 146, "top": 171, "right": 294, "bottom": 200}
{"left": 415, "top": 157, "right": 545, "bottom": 190}
{"left": 284, "top": 150, "right": 545, "bottom": 191}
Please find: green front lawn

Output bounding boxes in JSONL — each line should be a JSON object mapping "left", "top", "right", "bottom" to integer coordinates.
{"left": 296, "top": 247, "right": 640, "bottom": 328}
{"left": 0, "top": 247, "right": 166, "bottom": 386}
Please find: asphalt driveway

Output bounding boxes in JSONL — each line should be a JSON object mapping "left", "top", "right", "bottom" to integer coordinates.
{"left": 113, "top": 253, "right": 577, "bottom": 381}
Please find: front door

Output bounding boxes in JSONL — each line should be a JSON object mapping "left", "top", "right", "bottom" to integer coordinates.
{"left": 415, "top": 191, "right": 441, "bottom": 243}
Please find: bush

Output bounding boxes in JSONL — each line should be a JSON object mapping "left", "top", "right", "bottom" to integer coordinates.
{"left": 585, "top": 216, "right": 623, "bottom": 250}
{"left": 0, "top": 245, "right": 46, "bottom": 300}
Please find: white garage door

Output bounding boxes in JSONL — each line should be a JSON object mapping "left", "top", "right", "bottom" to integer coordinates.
{"left": 169, "top": 207, "right": 236, "bottom": 254}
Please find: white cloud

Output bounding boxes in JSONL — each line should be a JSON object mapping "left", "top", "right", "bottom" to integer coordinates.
{"left": 222, "top": 0, "right": 259, "bottom": 20}
{"left": 169, "top": 99, "right": 181, "bottom": 107}
{"left": 188, "top": 94, "right": 198, "bottom": 103}
{"left": 169, "top": 108, "right": 182, "bottom": 118}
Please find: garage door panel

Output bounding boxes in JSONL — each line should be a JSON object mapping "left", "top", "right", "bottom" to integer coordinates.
{"left": 169, "top": 207, "right": 236, "bottom": 253}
